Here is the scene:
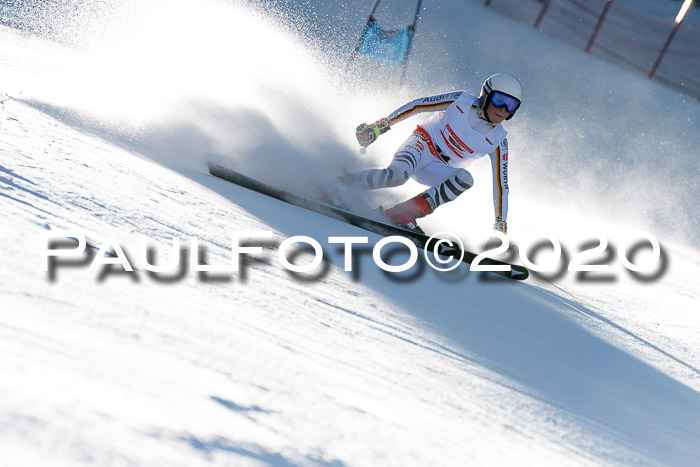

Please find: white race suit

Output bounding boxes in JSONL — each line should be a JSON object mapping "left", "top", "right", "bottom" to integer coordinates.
{"left": 356, "top": 91, "right": 510, "bottom": 222}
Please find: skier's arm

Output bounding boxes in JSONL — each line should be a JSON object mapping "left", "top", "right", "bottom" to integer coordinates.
{"left": 356, "top": 91, "right": 463, "bottom": 147}
{"left": 385, "top": 91, "right": 463, "bottom": 127}
{"left": 489, "top": 138, "right": 510, "bottom": 233}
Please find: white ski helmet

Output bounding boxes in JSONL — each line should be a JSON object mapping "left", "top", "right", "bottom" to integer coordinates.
{"left": 477, "top": 73, "right": 523, "bottom": 122}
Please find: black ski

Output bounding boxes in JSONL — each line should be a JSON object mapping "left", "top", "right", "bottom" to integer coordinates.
{"left": 208, "top": 163, "right": 528, "bottom": 280}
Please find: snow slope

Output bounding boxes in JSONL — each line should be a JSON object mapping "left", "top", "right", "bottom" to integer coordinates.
{"left": 1, "top": 0, "right": 699, "bottom": 465}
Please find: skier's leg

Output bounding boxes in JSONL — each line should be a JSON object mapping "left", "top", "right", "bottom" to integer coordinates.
{"left": 381, "top": 163, "right": 473, "bottom": 227}
{"left": 352, "top": 158, "right": 411, "bottom": 189}
{"left": 415, "top": 162, "right": 474, "bottom": 211}
{"left": 350, "top": 133, "right": 423, "bottom": 189}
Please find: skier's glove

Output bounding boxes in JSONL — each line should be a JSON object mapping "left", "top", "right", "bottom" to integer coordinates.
{"left": 356, "top": 118, "right": 390, "bottom": 148}
{"left": 493, "top": 217, "right": 507, "bottom": 234}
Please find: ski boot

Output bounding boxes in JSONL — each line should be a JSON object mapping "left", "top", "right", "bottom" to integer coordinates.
{"left": 379, "top": 193, "right": 434, "bottom": 233}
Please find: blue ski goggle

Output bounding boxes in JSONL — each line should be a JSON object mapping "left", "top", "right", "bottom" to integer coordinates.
{"left": 490, "top": 91, "right": 521, "bottom": 113}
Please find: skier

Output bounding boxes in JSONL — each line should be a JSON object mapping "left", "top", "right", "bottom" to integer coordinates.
{"left": 352, "top": 73, "right": 522, "bottom": 234}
